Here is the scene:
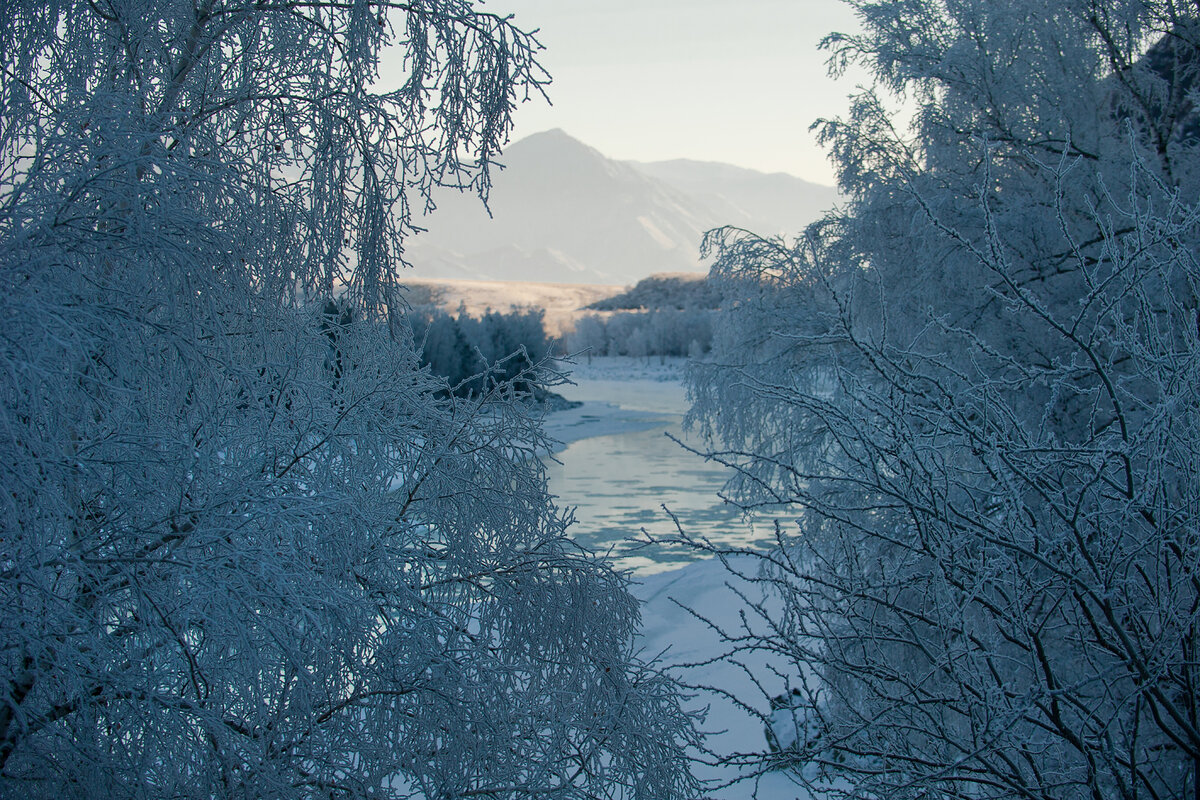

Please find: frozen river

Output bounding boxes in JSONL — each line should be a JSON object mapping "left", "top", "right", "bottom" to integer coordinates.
{"left": 541, "top": 358, "right": 778, "bottom": 574}
{"left": 541, "top": 358, "right": 817, "bottom": 799}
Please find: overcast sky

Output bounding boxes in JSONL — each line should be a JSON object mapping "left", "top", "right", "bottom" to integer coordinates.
{"left": 382, "top": 1, "right": 867, "bottom": 186}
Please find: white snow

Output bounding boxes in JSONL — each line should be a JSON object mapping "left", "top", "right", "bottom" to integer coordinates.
{"left": 632, "top": 558, "right": 824, "bottom": 800}
{"left": 540, "top": 401, "right": 671, "bottom": 454}
{"left": 552, "top": 355, "right": 689, "bottom": 409}
{"left": 542, "top": 357, "right": 824, "bottom": 799}
{"left": 540, "top": 356, "right": 689, "bottom": 453}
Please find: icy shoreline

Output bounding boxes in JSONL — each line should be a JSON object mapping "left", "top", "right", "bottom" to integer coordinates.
{"left": 541, "top": 355, "right": 685, "bottom": 439}
{"left": 537, "top": 356, "right": 688, "bottom": 453}
{"left": 540, "top": 399, "right": 673, "bottom": 455}
{"left": 538, "top": 357, "right": 816, "bottom": 799}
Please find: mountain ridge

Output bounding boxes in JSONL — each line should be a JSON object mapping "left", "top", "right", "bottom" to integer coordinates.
{"left": 405, "top": 129, "right": 838, "bottom": 285}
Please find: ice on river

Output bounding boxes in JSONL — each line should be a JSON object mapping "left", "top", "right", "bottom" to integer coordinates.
{"left": 543, "top": 357, "right": 778, "bottom": 575}
{"left": 543, "top": 357, "right": 826, "bottom": 799}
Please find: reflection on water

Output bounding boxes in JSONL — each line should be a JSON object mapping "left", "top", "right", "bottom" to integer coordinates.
{"left": 544, "top": 419, "right": 780, "bottom": 575}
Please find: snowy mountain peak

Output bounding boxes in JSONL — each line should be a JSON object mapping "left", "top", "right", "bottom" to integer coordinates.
{"left": 407, "top": 130, "right": 838, "bottom": 285}
{"left": 505, "top": 127, "right": 598, "bottom": 158}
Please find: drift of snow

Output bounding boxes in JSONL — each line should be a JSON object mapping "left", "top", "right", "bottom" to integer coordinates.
{"left": 633, "top": 558, "right": 830, "bottom": 800}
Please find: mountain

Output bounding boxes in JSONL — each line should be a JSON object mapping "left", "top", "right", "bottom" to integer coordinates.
{"left": 628, "top": 159, "right": 839, "bottom": 239}
{"left": 404, "top": 129, "right": 837, "bottom": 285}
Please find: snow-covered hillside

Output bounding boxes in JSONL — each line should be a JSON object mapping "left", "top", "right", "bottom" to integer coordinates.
{"left": 405, "top": 129, "right": 838, "bottom": 285}
{"left": 631, "top": 158, "right": 838, "bottom": 240}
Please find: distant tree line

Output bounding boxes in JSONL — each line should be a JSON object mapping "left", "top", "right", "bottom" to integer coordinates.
{"left": 565, "top": 309, "right": 713, "bottom": 360}
{"left": 566, "top": 273, "right": 719, "bottom": 359}
{"left": 586, "top": 273, "right": 721, "bottom": 311}
{"left": 411, "top": 306, "right": 554, "bottom": 397}
{"left": 405, "top": 275, "right": 720, "bottom": 370}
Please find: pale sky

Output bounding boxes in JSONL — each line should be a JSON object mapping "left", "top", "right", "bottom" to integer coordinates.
{"left": 382, "top": 1, "right": 867, "bottom": 186}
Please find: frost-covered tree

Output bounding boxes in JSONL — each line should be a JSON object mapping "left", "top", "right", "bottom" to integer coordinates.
{"left": 411, "top": 306, "right": 552, "bottom": 396}
{"left": 688, "top": 1, "right": 1200, "bottom": 797}
{"left": 0, "top": 1, "right": 698, "bottom": 797}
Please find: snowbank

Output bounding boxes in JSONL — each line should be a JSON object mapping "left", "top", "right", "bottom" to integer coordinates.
{"left": 542, "top": 357, "right": 827, "bottom": 798}
{"left": 633, "top": 557, "right": 823, "bottom": 800}
{"left": 539, "top": 356, "right": 689, "bottom": 453}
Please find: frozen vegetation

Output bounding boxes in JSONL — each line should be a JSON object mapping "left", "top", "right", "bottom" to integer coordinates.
{"left": 4, "top": 0, "right": 1200, "bottom": 798}
{"left": 0, "top": 2, "right": 699, "bottom": 797}
{"left": 684, "top": 2, "right": 1200, "bottom": 798}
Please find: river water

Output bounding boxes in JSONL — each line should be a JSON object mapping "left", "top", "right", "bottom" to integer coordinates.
{"left": 542, "top": 359, "right": 779, "bottom": 574}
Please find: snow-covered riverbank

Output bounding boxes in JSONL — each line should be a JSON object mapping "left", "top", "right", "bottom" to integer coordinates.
{"left": 540, "top": 357, "right": 817, "bottom": 799}
{"left": 635, "top": 557, "right": 823, "bottom": 800}
{"left": 539, "top": 356, "right": 688, "bottom": 453}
